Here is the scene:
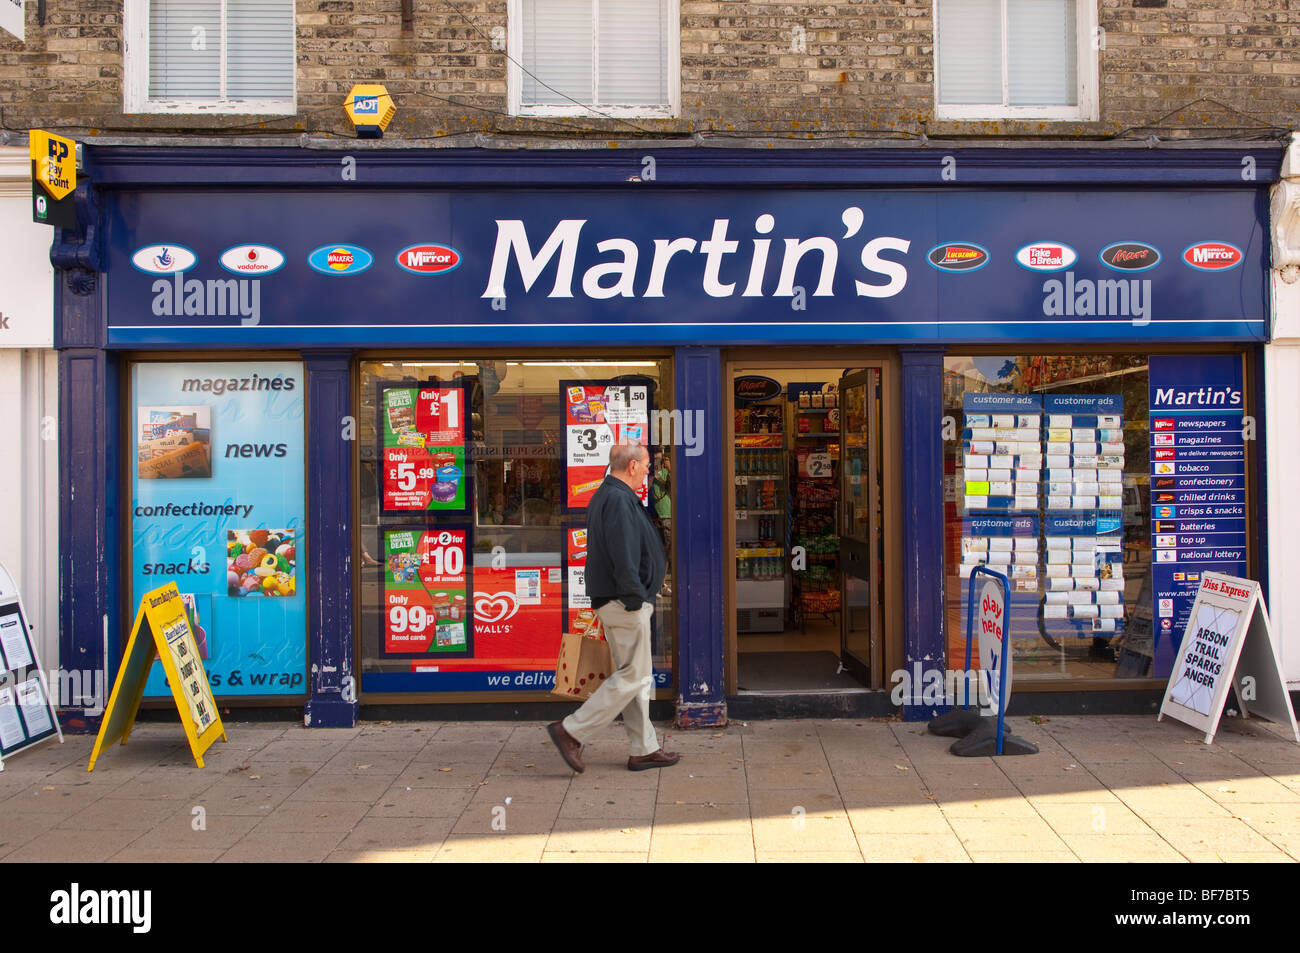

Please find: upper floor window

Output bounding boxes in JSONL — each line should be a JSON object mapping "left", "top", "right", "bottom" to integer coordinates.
{"left": 124, "top": 0, "right": 296, "bottom": 115}
{"left": 508, "top": 0, "right": 680, "bottom": 118}
{"left": 934, "top": 0, "right": 1097, "bottom": 121}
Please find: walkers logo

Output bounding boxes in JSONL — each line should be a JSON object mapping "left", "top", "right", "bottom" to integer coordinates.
{"left": 1156, "top": 504, "right": 1176, "bottom": 519}
{"left": 1183, "top": 241, "right": 1243, "bottom": 272}
{"left": 1015, "top": 242, "right": 1076, "bottom": 272}
{"left": 131, "top": 244, "right": 197, "bottom": 274}
{"left": 396, "top": 243, "right": 462, "bottom": 275}
{"left": 927, "top": 241, "right": 989, "bottom": 273}
{"left": 308, "top": 244, "right": 373, "bottom": 275}
{"left": 473, "top": 591, "right": 520, "bottom": 624}
{"left": 1100, "top": 241, "right": 1161, "bottom": 272}
{"left": 220, "top": 244, "right": 286, "bottom": 276}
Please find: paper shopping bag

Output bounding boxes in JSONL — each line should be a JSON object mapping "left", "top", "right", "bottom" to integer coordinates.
{"left": 552, "top": 631, "right": 612, "bottom": 700}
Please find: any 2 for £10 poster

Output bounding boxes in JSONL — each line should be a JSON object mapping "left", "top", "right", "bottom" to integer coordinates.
{"left": 383, "top": 527, "right": 471, "bottom": 656}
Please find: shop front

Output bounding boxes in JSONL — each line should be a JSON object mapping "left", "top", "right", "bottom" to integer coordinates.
{"left": 55, "top": 146, "right": 1280, "bottom": 727}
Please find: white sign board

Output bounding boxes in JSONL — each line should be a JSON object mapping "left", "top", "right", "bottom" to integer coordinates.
{"left": 0, "top": 1, "right": 22, "bottom": 43}
{"left": 1, "top": 147, "right": 56, "bottom": 347}
{"left": 1158, "top": 572, "right": 1299, "bottom": 745}
{"left": 977, "top": 575, "right": 1012, "bottom": 715}
{"left": 0, "top": 560, "right": 63, "bottom": 769}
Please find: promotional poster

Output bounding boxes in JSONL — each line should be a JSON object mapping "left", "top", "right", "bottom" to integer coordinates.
{"left": 130, "top": 361, "right": 307, "bottom": 698}
{"left": 381, "top": 382, "right": 469, "bottom": 512}
{"left": 382, "top": 527, "right": 471, "bottom": 656}
{"left": 562, "top": 380, "right": 651, "bottom": 509}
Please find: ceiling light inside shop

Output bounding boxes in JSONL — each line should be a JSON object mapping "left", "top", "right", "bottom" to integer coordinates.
{"left": 507, "top": 361, "right": 659, "bottom": 367}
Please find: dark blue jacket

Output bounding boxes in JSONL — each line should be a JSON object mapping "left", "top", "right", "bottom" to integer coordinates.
{"left": 585, "top": 475, "right": 667, "bottom": 612}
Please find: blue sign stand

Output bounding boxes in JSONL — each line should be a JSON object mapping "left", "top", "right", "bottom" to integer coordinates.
{"left": 964, "top": 566, "right": 1012, "bottom": 755}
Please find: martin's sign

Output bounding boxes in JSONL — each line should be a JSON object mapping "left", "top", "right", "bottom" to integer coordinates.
{"left": 104, "top": 189, "right": 1268, "bottom": 347}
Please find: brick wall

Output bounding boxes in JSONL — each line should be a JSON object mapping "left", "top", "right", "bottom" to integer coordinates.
{"left": 0, "top": 0, "right": 1294, "bottom": 143}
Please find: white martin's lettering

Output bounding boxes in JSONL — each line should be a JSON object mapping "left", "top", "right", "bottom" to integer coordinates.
{"left": 480, "top": 212, "right": 914, "bottom": 301}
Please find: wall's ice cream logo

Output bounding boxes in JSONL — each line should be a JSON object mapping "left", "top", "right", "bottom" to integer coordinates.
{"left": 307, "top": 243, "right": 373, "bottom": 276}
{"left": 927, "top": 241, "right": 989, "bottom": 273}
{"left": 473, "top": 591, "right": 520, "bottom": 624}
{"left": 131, "top": 244, "right": 197, "bottom": 274}
{"left": 220, "top": 244, "right": 286, "bottom": 275}
{"left": 1015, "top": 242, "right": 1077, "bottom": 272}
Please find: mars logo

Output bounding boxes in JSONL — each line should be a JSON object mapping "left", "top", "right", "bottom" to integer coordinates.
{"left": 927, "top": 242, "right": 989, "bottom": 273}
{"left": 1099, "top": 241, "right": 1161, "bottom": 272}
{"left": 1183, "top": 242, "right": 1242, "bottom": 271}
{"left": 1015, "top": 242, "right": 1076, "bottom": 272}
{"left": 473, "top": 591, "right": 520, "bottom": 625}
{"left": 397, "top": 244, "right": 462, "bottom": 275}
{"left": 220, "top": 245, "right": 285, "bottom": 275}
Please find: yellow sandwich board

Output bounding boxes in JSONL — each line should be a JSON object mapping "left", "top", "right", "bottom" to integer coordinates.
{"left": 89, "top": 581, "right": 226, "bottom": 770}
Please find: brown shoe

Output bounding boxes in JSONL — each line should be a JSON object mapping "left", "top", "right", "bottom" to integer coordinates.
{"left": 547, "top": 721, "right": 585, "bottom": 773}
{"left": 627, "top": 749, "right": 681, "bottom": 771}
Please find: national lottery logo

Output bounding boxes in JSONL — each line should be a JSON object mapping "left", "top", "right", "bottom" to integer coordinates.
{"left": 131, "top": 243, "right": 198, "bottom": 274}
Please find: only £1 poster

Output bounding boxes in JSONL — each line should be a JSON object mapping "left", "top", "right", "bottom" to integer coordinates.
{"left": 383, "top": 527, "right": 472, "bottom": 656}
{"left": 382, "top": 383, "right": 468, "bottom": 512}
{"left": 562, "top": 381, "right": 651, "bottom": 509}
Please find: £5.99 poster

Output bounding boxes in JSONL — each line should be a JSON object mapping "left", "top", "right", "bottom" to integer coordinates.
{"left": 380, "top": 380, "right": 470, "bottom": 513}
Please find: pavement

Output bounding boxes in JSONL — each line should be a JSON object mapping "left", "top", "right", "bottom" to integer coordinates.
{"left": 1, "top": 713, "right": 1299, "bottom": 863}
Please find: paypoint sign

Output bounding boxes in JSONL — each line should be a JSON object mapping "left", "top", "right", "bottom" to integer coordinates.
{"left": 30, "top": 129, "right": 76, "bottom": 227}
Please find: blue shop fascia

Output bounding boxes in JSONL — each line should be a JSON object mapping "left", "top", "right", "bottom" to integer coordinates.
{"left": 51, "top": 143, "right": 1281, "bottom": 729}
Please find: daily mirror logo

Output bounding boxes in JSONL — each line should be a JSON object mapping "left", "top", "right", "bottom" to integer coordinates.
{"left": 308, "top": 244, "right": 373, "bottom": 276}
{"left": 220, "top": 244, "right": 285, "bottom": 275}
{"left": 397, "top": 243, "right": 462, "bottom": 275}
{"left": 131, "top": 244, "right": 197, "bottom": 275}
{"left": 1183, "top": 241, "right": 1243, "bottom": 272}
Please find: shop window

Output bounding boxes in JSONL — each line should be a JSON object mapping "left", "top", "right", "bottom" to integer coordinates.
{"left": 944, "top": 354, "right": 1249, "bottom": 685}
{"left": 509, "top": 0, "right": 680, "bottom": 118}
{"left": 357, "top": 358, "right": 675, "bottom": 696}
{"left": 128, "top": 360, "right": 307, "bottom": 701}
{"left": 123, "top": 0, "right": 296, "bottom": 115}
{"left": 933, "top": 0, "right": 1098, "bottom": 122}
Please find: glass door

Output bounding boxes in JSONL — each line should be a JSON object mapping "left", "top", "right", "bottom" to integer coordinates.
{"left": 839, "top": 368, "right": 882, "bottom": 686}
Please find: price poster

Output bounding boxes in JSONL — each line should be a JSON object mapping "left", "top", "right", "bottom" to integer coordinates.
{"left": 564, "top": 525, "right": 595, "bottom": 633}
{"left": 560, "top": 379, "right": 653, "bottom": 509}
{"left": 469, "top": 563, "right": 563, "bottom": 665}
{"left": 381, "top": 381, "right": 469, "bottom": 513}
{"left": 382, "top": 526, "right": 472, "bottom": 657}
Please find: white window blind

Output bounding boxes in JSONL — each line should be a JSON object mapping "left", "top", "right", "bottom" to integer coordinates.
{"left": 936, "top": 0, "right": 1078, "bottom": 109}
{"left": 521, "top": 0, "right": 669, "bottom": 108}
{"left": 147, "top": 0, "right": 294, "bottom": 102}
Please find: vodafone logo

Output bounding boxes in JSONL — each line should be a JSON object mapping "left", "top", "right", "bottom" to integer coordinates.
{"left": 1183, "top": 242, "right": 1243, "bottom": 271}
{"left": 473, "top": 591, "right": 520, "bottom": 624}
{"left": 397, "top": 243, "right": 462, "bottom": 275}
{"left": 220, "top": 244, "right": 285, "bottom": 275}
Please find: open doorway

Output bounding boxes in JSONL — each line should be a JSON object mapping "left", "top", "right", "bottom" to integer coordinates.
{"left": 727, "top": 363, "right": 886, "bottom": 693}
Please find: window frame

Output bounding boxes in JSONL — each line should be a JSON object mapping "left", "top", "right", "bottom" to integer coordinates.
{"left": 932, "top": 0, "right": 1098, "bottom": 122}
{"left": 123, "top": 0, "right": 297, "bottom": 116}
{"left": 506, "top": 0, "right": 681, "bottom": 119}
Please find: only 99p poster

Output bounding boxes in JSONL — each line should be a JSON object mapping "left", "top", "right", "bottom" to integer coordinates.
{"left": 383, "top": 527, "right": 471, "bottom": 656}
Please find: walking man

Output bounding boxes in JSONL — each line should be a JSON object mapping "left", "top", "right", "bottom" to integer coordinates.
{"left": 548, "top": 442, "right": 680, "bottom": 772}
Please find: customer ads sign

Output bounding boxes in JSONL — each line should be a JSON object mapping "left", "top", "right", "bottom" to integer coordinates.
{"left": 1158, "top": 572, "right": 1299, "bottom": 744}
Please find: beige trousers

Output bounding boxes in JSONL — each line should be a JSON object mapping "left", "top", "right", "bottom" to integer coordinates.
{"left": 562, "top": 601, "right": 659, "bottom": 757}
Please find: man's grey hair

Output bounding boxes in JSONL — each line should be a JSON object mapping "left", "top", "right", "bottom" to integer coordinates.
{"left": 609, "top": 442, "right": 647, "bottom": 474}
